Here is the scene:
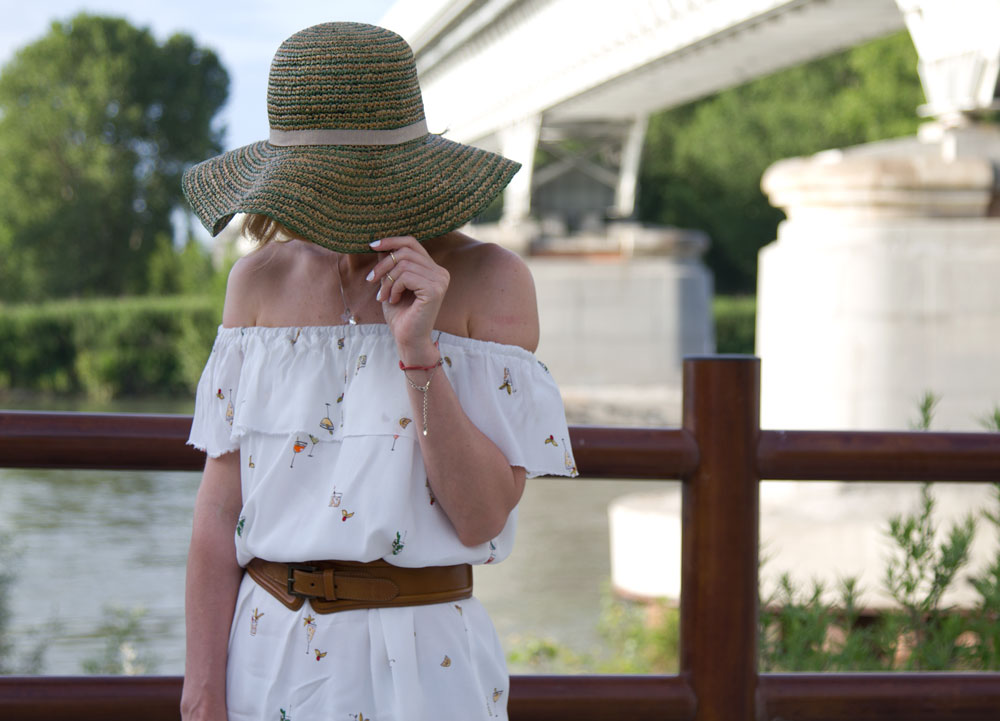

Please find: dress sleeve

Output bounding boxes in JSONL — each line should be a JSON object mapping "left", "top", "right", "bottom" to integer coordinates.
{"left": 187, "top": 327, "right": 244, "bottom": 458}
{"left": 443, "top": 340, "right": 578, "bottom": 479}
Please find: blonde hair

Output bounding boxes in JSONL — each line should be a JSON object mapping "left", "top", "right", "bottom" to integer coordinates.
{"left": 241, "top": 213, "right": 296, "bottom": 247}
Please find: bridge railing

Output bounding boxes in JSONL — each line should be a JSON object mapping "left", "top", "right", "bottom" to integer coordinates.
{"left": 1, "top": 356, "right": 999, "bottom": 721}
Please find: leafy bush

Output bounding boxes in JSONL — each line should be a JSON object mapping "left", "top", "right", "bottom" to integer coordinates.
{"left": 0, "top": 295, "right": 221, "bottom": 398}
{"left": 713, "top": 295, "right": 755, "bottom": 355}
{"left": 760, "top": 400, "right": 1000, "bottom": 672}
{"left": 81, "top": 605, "right": 159, "bottom": 675}
{"left": 507, "top": 592, "right": 680, "bottom": 674}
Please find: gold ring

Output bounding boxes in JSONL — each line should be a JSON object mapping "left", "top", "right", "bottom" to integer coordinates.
{"left": 390, "top": 251, "right": 398, "bottom": 265}
{"left": 386, "top": 272, "right": 394, "bottom": 283}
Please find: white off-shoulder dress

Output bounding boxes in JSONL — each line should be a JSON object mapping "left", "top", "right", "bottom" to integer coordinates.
{"left": 188, "top": 324, "right": 578, "bottom": 721}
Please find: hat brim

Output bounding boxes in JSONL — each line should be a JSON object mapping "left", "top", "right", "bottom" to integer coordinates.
{"left": 182, "top": 134, "right": 520, "bottom": 253}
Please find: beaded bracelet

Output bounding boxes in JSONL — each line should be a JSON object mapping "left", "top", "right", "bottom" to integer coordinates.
{"left": 401, "top": 358, "right": 444, "bottom": 436}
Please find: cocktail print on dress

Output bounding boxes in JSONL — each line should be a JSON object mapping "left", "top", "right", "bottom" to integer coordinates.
{"left": 250, "top": 608, "right": 264, "bottom": 636}
{"left": 303, "top": 614, "right": 316, "bottom": 653}
{"left": 219, "top": 388, "right": 234, "bottom": 426}
{"left": 498, "top": 368, "right": 514, "bottom": 395}
{"left": 563, "top": 439, "right": 578, "bottom": 477}
{"left": 391, "top": 531, "right": 406, "bottom": 555}
{"left": 289, "top": 437, "right": 307, "bottom": 467}
{"left": 319, "top": 403, "right": 335, "bottom": 434}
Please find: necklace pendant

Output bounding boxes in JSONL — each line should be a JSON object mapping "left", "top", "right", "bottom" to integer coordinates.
{"left": 341, "top": 309, "right": 358, "bottom": 326}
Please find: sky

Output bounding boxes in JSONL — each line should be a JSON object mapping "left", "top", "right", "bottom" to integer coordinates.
{"left": 0, "top": 0, "right": 399, "bottom": 152}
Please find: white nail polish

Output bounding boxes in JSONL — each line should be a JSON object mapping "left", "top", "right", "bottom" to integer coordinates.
{"left": 365, "top": 270, "right": 374, "bottom": 282}
{"left": 376, "top": 287, "right": 382, "bottom": 302}
{"left": 370, "top": 240, "right": 381, "bottom": 249}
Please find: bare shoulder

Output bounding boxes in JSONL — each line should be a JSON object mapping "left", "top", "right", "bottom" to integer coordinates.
{"left": 434, "top": 233, "right": 539, "bottom": 352}
{"left": 220, "top": 243, "right": 283, "bottom": 328}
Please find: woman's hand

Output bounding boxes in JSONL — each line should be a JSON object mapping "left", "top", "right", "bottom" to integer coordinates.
{"left": 368, "top": 236, "right": 449, "bottom": 364}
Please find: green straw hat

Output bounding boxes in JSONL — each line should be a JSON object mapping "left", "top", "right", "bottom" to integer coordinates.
{"left": 182, "top": 22, "right": 520, "bottom": 253}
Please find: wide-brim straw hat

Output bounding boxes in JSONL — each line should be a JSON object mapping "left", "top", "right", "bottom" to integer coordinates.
{"left": 182, "top": 22, "right": 520, "bottom": 253}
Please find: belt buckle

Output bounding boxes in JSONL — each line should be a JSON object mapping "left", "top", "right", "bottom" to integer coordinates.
{"left": 287, "top": 563, "right": 319, "bottom": 598}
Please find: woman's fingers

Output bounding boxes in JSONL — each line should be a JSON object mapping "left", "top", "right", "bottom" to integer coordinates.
{"left": 369, "top": 247, "right": 421, "bottom": 284}
{"left": 367, "top": 236, "right": 447, "bottom": 303}
{"left": 377, "top": 259, "right": 446, "bottom": 304}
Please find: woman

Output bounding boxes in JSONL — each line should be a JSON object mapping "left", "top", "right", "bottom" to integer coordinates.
{"left": 180, "top": 22, "right": 577, "bottom": 721}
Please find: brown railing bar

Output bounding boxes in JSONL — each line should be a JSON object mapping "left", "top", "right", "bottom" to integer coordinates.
{"left": 509, "top": 675, "right": 696, "bottom": 721}
{"left": 0, "top": 675, "right": 696, "bottom": 721}
{"left": 569, "top": 426, "right": 698, "bottom": 479}
{"left": 5, "top": 671, "right": 1000, "bottom": 721}
{"left": 0, "top": 411, "right": 698, "bottom": 480}
{"left": 759, "top": 430, "right": 1000, "bottom": 482}
{"left": 759, "top": 673, "right": 1000, "bottom": 720}
{"left": 0, "top": 411, "right": 204, "bottom": 471}
{"left": 0, "top": 676, "right": 182, "bottom": 721}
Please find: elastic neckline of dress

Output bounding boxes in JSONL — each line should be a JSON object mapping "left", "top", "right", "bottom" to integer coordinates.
{"left": 217, "top": 323, "right": 540, "bottom": 360}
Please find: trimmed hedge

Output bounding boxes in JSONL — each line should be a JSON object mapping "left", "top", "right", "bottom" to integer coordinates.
{"left": 713, "top": 295, "right": 756, "bottom": 355}
{"left": 0, "top": 295, "right": 221, "bottom": 399}
{"left": 1, "top": 293, "right": 758, "bottom": 398}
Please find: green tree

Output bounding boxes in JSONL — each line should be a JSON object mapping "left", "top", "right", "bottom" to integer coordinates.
{"left": 638, "top": 31, "right": 925, "bottom": 293}
{"left": 0, "top": 14, "right": 228, "bottom": 301}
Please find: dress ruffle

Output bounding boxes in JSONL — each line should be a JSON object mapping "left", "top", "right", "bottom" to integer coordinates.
{"left": 188, "top": 324, "right": 577, "bottom": 569}
{"left": 189, "top": 325, "right": 578, "bottom": 478}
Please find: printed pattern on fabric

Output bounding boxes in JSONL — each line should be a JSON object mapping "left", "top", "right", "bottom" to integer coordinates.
{"left": 189, "top": 324, "right": 575, "bottom": 721}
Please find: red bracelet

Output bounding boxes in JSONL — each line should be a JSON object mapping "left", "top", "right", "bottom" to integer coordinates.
{"left": 399, "top": 358, "right": 443, "bottom": 372}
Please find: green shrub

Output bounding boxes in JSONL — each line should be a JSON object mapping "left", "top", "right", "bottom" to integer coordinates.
{"left": 0, "top": 295, "right": 221, "bottom": 398}
{"left": 713, "top": 295, "right": 755, "bottom": 355}
{"left": 507, "top": 590, "right": 680, "bottom": 674}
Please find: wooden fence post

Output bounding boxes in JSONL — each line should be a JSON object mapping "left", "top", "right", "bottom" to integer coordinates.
{"left": 680, "top": 356, "right": 760, "bottom": 721}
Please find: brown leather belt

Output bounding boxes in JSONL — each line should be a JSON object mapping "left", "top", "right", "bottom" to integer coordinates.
{"left": 246, "top": 558, "right": 473, "bottom": 614}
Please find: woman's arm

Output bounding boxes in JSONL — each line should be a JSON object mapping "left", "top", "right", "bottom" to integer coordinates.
{"left": 371, "top": 235, "right": 538, "bottom": 547}
{"left": 181, "top": 451, "right": 244, "bottom": 720}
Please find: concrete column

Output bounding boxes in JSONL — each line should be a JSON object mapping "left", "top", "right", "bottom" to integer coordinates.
{"left": 757, "top": 131, "right": 1000, "bottom": 432}
{"left": 613, "top": 114, "right": 648, "bottom": 219}
{"left": 895, "top": 0, "right": 1000, "bottom": 124}
{"left": 498, "top": 114, "right": 542, "bottom": 225}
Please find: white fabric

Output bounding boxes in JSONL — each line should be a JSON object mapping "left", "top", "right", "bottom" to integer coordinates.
{"left": 188, "top": 324, "right": 577, "bottom": 721}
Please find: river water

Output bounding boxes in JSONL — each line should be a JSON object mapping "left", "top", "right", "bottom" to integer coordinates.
{"left": 0, "top": 396, "right": 672, "bottom": 675}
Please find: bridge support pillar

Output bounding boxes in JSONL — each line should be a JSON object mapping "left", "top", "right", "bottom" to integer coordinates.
{"left": 498, "top": 114, "right": 542, "bottom": 227}
{"left": 612, "top": 114, "right": 648, "bottom": 221}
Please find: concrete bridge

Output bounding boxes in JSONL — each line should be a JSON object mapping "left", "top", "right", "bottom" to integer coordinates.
{"left": 382, "top": 0, "right": 907, "bottom": 225}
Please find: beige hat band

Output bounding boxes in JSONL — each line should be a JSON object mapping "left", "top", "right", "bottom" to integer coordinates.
{"left": 269, "top": 119, "right": 428, "bottom": 147}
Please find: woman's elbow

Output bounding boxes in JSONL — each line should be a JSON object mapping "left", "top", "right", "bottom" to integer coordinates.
{"left": 453, "top": 468, "right": 525, "bottom": 547}
{"left": 455, "top": 510, "right": 509, "bottom": 548}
